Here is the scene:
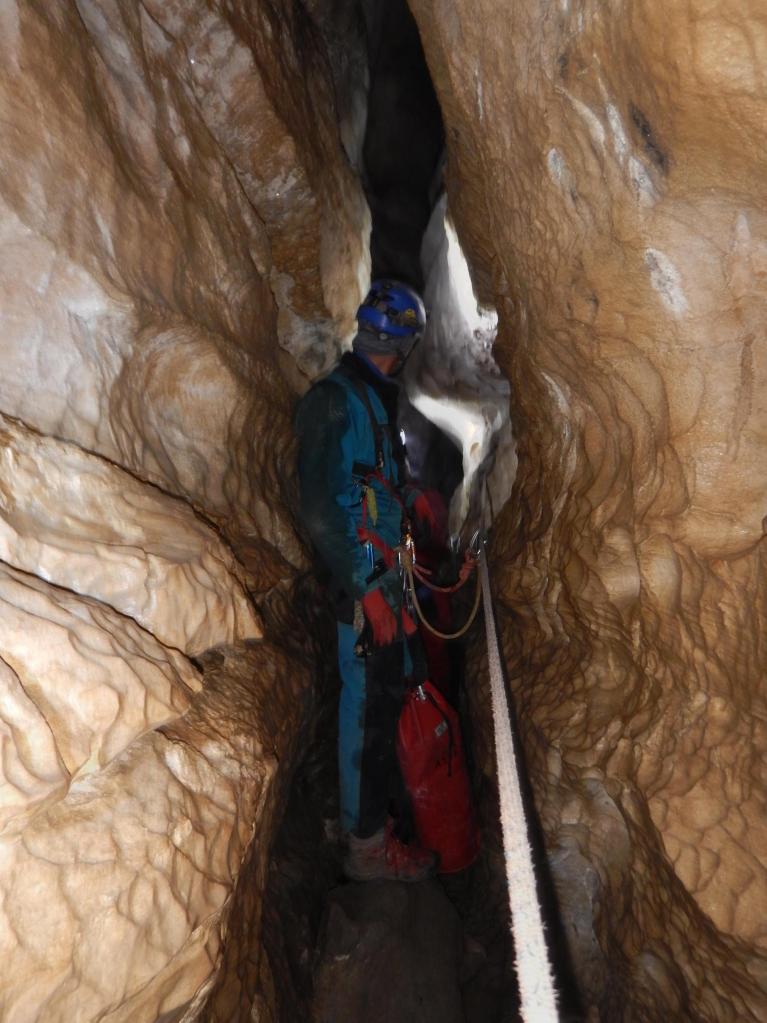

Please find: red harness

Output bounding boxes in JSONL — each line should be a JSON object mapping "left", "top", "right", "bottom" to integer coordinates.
{"left": 357, "top": 469, "right": 410, "bottom": 569}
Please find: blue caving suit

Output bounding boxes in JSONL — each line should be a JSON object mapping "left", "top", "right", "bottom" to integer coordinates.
{"left": 296, "top": 349, "right": 421, "bottom": 838}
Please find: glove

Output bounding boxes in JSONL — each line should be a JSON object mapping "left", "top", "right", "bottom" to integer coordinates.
{"left": 361, "top": 588, "right": 399, "bottom": 646}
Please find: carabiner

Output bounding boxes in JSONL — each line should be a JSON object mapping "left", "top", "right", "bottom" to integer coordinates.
{"left": 469, "top": 529, "right": 485, "bottom": 560}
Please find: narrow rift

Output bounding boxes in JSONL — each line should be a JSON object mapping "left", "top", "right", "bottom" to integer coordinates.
{"left": 3, "top": 1, "right": 761, "bottom": 1021}
{"left": 360, "top": 0, "right": 445, "bottom": 288}
{"left": 257, "top": 4, "right": 538, "bottom": 1022}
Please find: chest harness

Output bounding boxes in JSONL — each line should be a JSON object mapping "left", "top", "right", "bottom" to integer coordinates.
{"left": 339, "top": 366, "right": 481, "bottom": 641}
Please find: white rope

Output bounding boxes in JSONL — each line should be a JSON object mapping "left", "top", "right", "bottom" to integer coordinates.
{"left": 479, "top": 542, "right": 559, "bottom": 1022}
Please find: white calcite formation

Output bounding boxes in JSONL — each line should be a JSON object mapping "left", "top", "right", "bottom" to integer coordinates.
{"left": 406, "top": 194, "right": 516, "bottom": 534}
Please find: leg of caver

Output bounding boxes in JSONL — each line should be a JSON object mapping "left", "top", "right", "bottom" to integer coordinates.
{"left": 337, "top": 620, "right": 367, "bottom": 836}
{"left": 356, "top": 639, "right": 406, "bottom": 836}
{"left": 336, "top": 622, "right": 403, "bottom": 838}
{"left": 337, "top": 622, "right": 434, "bottom": 882}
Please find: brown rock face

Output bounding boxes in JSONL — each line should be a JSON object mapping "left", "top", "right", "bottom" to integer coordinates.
{"left": 0, "top": 0, "right": 368, "bottom": 539}
{"left": 0, "top": 2, "right": 365, "bottom": 1020}
{"left": 408, "top": 0, "right": 767, "bottom": 1018}
{"left": 1, "top": 0, "right": 765, "bottom": 1020}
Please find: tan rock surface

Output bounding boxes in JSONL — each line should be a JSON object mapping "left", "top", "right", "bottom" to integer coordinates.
{"left": 0, "top": 1, "right": 362, "bottom": 1019}
{"left": 0, "top": 562, "right": 199, "bottom": 832}
{"left": 0, "top": 0, "right": 367, "bottom": 555}
{"left": 409, "top": 0, "right": 767, "bottom": 1017}
{"left": 1, "top": 0, "right": 765, "bottom": 1018}
{"left": 0, "top": 414, "right": 260, "bottom": 655}
{"left": 0, "top": 639, "right": 308, "bottom": 1023}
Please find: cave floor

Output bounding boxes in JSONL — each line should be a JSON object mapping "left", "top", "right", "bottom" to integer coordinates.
{"left": 260, "top": 708, "right": 519, "bottom": 1023}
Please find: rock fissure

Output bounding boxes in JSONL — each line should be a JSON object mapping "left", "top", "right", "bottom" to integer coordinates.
{"left": 0, "top": 1, "right": 764, "bottom": 1022}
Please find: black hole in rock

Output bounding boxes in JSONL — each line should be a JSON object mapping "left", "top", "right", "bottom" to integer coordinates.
{"left": 360, "top": 0, "right": 445, "bottom": 290}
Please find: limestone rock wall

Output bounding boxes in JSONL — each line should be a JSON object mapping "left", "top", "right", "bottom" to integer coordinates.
{"left": 0, "top": 0, "right": 368, "bottom": 561}
{"left": 409, "top": 0, "right": 767, "bottom": 1018}
{"left": 0, "top": 2, "right": 366, "bottom": 1020}
{"left": 3, "top": 0, "right": 766, "bottom": 1018}
{"left": 0, "top": 414, "right": 259, "bottom": 655}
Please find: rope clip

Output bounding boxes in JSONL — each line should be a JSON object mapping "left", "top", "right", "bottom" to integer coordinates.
{"left": 468, "top": 529, "right": 486, "bottom": 560}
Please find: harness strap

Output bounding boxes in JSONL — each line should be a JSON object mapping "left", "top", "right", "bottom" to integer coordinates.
{"left": 355, "top": 381, "right": 386, "bottom": 470}
{"left": 357, "top": 523, "right": 395, "bottom": 567}
{"left": 337, "top": 361, "right": 387, "bottom": 470}
{"left": 369, "top": 469, "right": 407, "bottom": 512}
{"left": 358, "top": 468, "right": 409, "bottom": 567}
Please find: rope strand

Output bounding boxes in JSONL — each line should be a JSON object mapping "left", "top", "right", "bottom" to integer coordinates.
{"left": 479, "top": 542, "right": 559, "bottom": 1022}
{"left": 404, "top": 559, "right": 482, "bottom": 640}
{"left": 412, "top": 560, "right": 476, "bottom": 594}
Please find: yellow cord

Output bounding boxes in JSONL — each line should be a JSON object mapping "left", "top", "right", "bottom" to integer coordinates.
{"left": 404, "top": 559, "right": 483, "bottom": 640}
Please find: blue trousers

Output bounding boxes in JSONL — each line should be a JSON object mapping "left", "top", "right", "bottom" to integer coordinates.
{"left": 337, "top": 622, "right": 411, "bottom": 837}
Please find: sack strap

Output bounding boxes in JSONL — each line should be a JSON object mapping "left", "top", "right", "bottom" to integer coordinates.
{"left": 337, "top": 361, "right": 386, "bottom": 470}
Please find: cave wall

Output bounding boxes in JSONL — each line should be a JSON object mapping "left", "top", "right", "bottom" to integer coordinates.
{"left": 0, "top": 3, "right": 367, "bottom": 1020}
{"left": 2, "top": 0, "right": 766, "bottom": 1020}
{"left": 408, "top": 0, "right": 767, "bottom": 1018}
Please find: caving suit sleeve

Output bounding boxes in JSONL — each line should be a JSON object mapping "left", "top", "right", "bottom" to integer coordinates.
{"left": 295, "top": 380, "right": 400, "bottom": 604}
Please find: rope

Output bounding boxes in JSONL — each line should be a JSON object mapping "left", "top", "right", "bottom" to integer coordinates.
{"left": 404, "top": 558, "right": 482, "bottom": 640}
{"left": 412, "top": 560, "right": 475, "bottom": 594}
{"left": 479, "top": 542, "right": 559, "bottom": 1022}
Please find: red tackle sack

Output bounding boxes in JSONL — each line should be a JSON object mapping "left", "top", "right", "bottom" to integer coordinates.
{"left": 396, "top": 681, "right": 480, "bottom": 873}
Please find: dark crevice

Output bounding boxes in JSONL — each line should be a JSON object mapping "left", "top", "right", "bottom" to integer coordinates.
{"left": 359, "top": 0, "right": 444, "bottom": 289}
{"left": 259, "top": 3, "right": 574, "bottom": 1021}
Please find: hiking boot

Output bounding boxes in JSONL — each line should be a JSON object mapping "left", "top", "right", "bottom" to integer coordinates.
{"left": 344, "top": 822, "right": 436, "bottom": 883}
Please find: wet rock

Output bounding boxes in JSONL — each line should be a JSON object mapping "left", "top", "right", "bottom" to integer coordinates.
{"left": 408, "top": 0, "right": 767, "bottom": 1017}
{"left": 0, "top": 414, "right": 260, "bottom": 655}
{"left": 0, "top": 2, "right": 362, "bottom": 1019}
{"left": 313, "top": 880, "right": 464, "bottom": 1023}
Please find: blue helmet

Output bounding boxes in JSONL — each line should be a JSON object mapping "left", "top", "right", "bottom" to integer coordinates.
{"left": 356, "top": 280, "right": 426, "bottom": 340}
